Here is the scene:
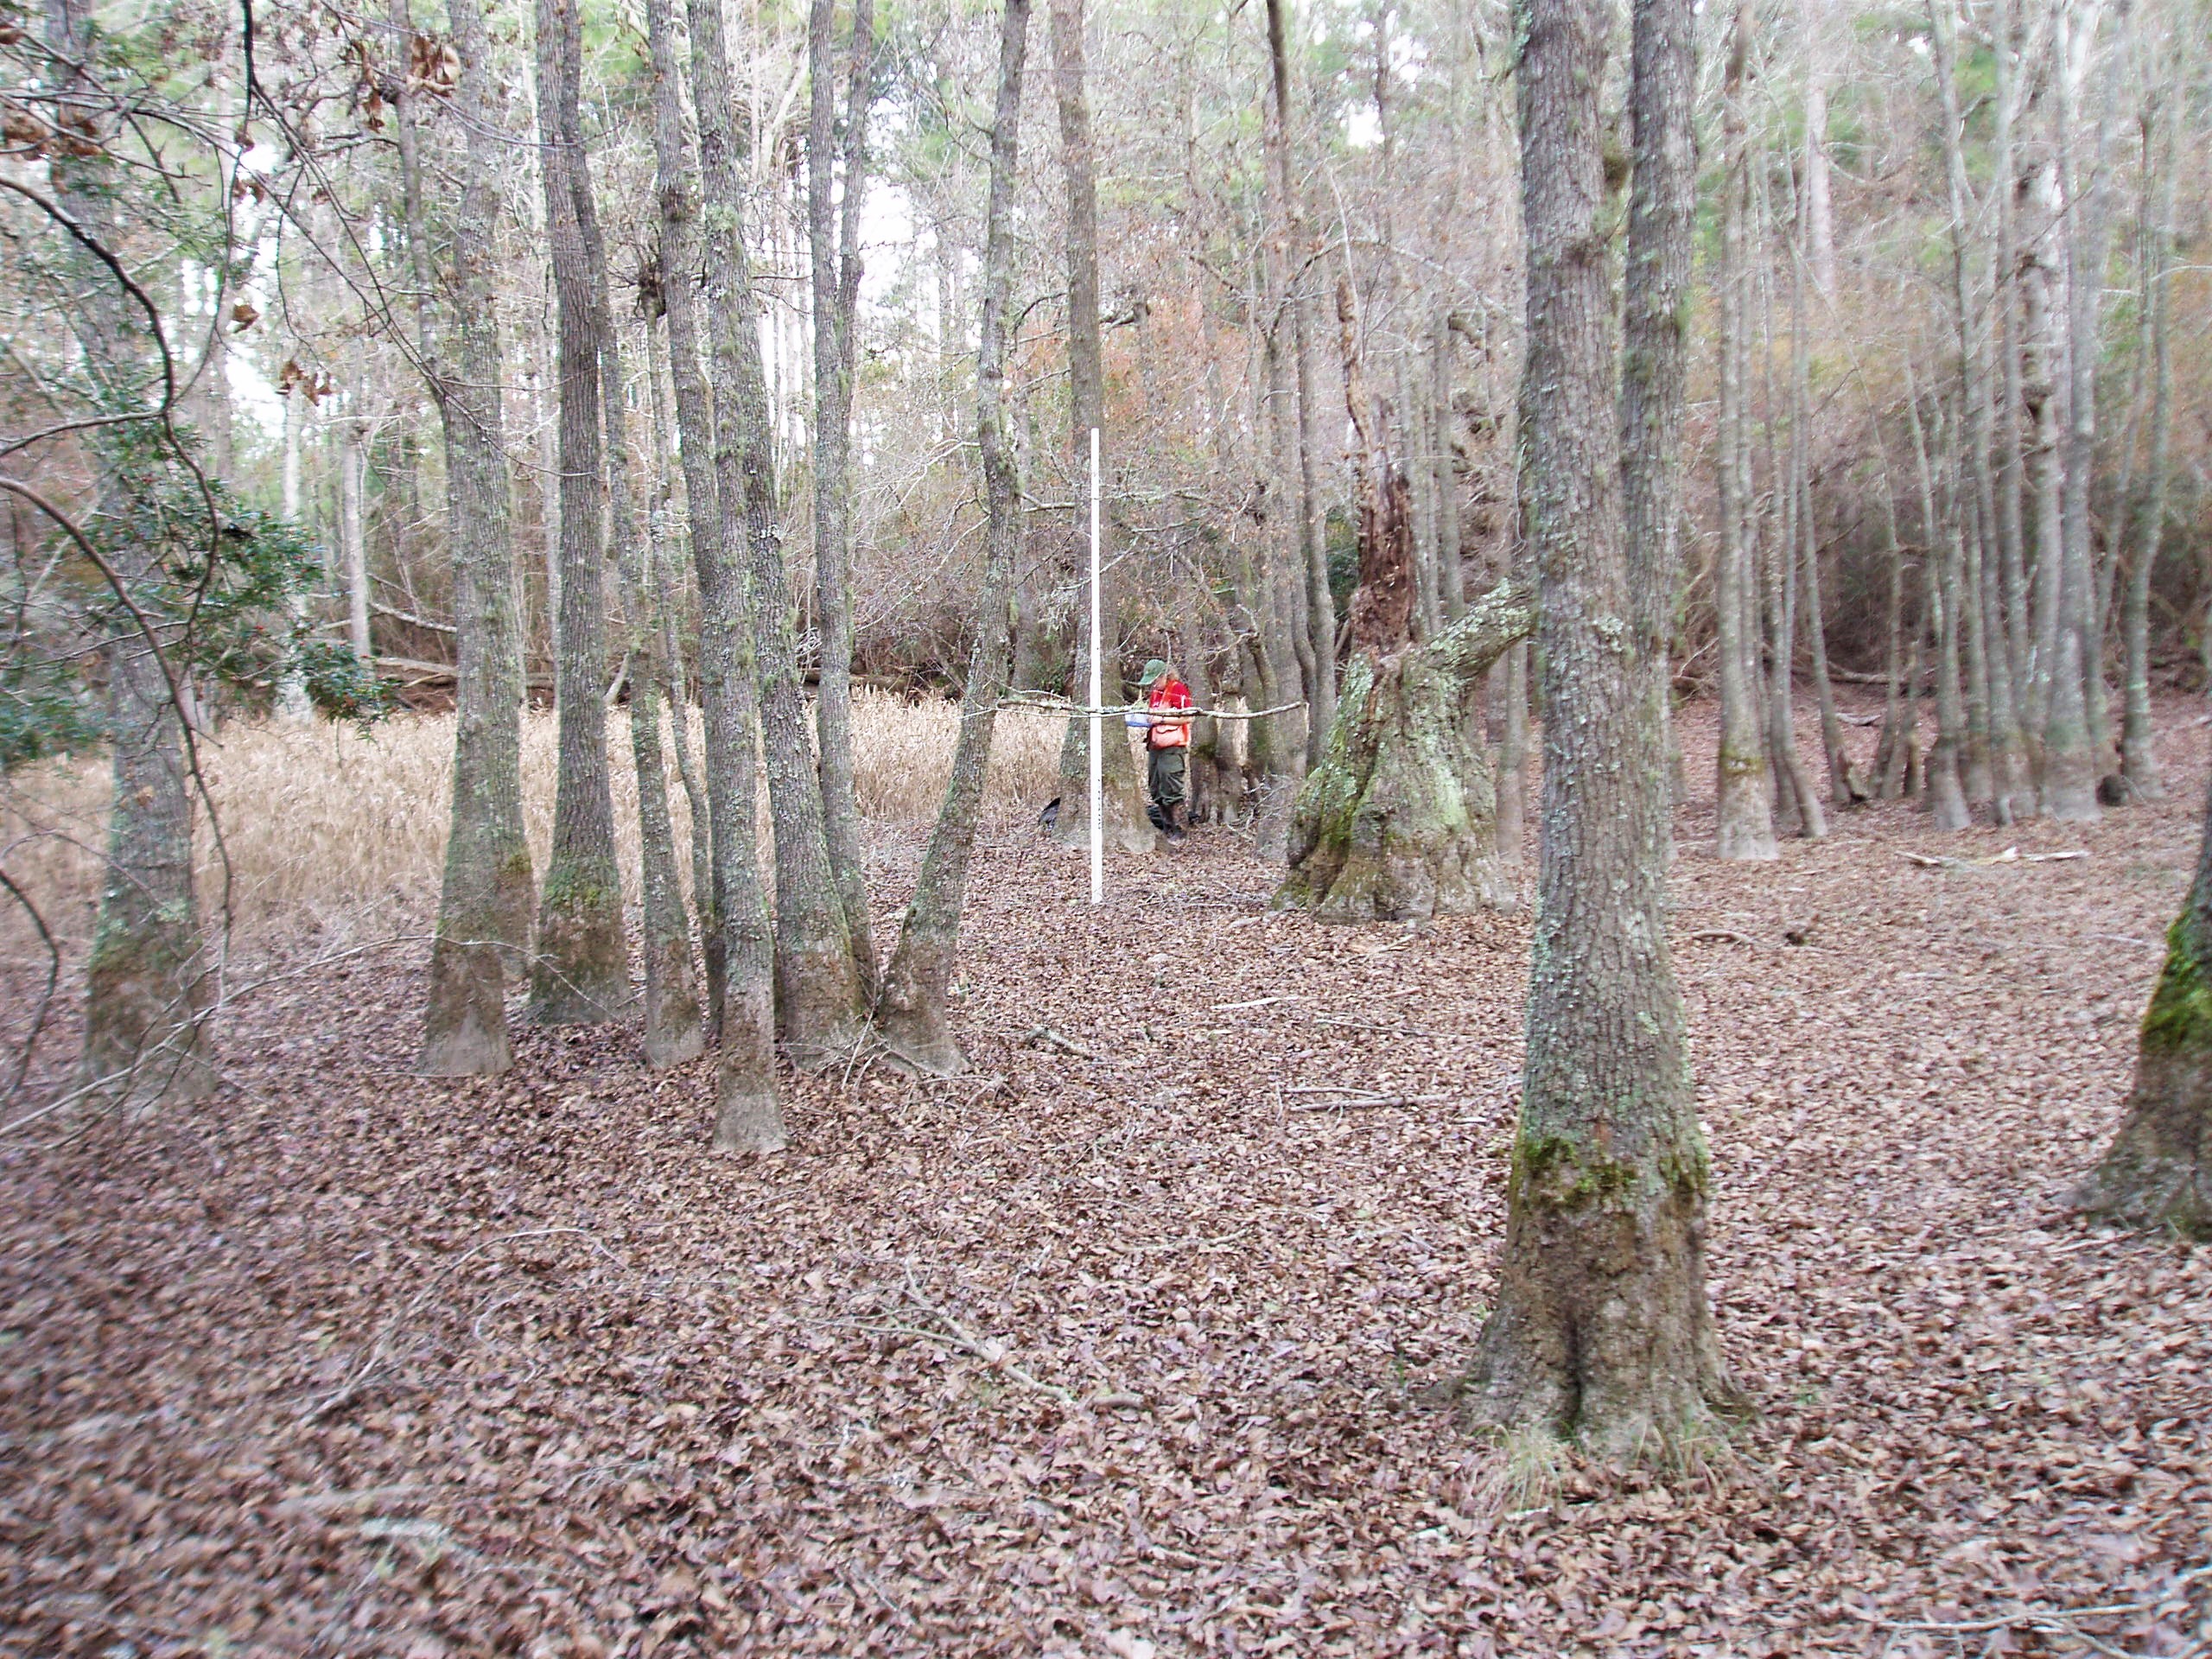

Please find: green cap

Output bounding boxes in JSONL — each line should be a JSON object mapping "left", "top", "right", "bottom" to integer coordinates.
{"left": 1139, "top": 658, "right": 1168, "bottom": 686}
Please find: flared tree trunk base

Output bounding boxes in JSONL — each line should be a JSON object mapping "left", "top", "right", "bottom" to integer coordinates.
{"left": 640, "top": 931, "right": 706, "bottom": 1068}
{"left": 530, "top": 887, "right": 635, "bottom": 1025}
{"left": 80, "top": 930, "right": 217, "bottom": 1106}
{"left": 2076, "top": 1003, "right": 2212, "bottom": 1238}
{"left": 775, "top": 935, "right": 869, "bottom": 1070}
{"left": 1458, "top": 1173, "right": 1744, "bottom": 1464}
{"left": 1275, "top": 648, "right": 1516, "bottom": 923}
{"left": 420, "top": 938, "right": 512, "bottom": 1077}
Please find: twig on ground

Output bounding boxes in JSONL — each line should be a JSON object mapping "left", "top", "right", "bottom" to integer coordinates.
{"left": 1689, "top": 928, "right": 1765, "bottom": 947}
{"left": 306, "top": 1227, "right": 622, "bottom": 1422}
{"left": 1287, "top": 1094, "right": 1443, "bottom": 1113}
{"left": 1021, "top": 1024, "right": 1100, "bottom": 1061}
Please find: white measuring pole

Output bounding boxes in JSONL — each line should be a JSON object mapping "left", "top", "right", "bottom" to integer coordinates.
{"left": 1088, "top": 425, "right": 1103, "bottom": 905}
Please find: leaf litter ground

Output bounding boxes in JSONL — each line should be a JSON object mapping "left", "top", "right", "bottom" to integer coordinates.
{"left": 2, "top": 700, "right": 2207, "bottom": 1657}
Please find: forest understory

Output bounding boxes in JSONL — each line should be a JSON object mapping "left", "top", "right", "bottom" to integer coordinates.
{"left": 2, "top": 696, "right": 2208, "bottom": 1659}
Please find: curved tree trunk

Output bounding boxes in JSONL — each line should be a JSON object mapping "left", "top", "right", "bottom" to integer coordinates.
{"left": 530, "top": 0, "right": 632, "bottom": 1027}
{"left": 644, "top": 0, "right": 783, "bottom": 1150}
{"left": 1276, "top": 580, "right": 1532, "bottom": 922}
{"left": 1459, "top": 0, "right": 1735, "bottom": 1459}
{"left": 2075, "top": 771, "right": 2212, "bottom": 1236}
{"left": 417, "top": 0, "right": 535, "bottom": 1077}
{"left": 874, "top": 0, "right": 1030, "bottom": 1077}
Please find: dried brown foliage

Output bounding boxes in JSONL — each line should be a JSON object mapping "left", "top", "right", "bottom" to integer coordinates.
{"left": 0, "top": 698, "right": 2205, "bottom": 1656}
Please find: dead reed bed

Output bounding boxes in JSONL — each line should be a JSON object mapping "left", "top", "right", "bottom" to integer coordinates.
{"left": 0, "top": 689, "right": 1065, "bottom": 948}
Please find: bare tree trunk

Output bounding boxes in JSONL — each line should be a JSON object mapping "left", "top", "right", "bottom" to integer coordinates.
{"left": 2020, "top": 155, "right": 2066, "bottom": 791}
{"left": 1433, "top": 312, "right": 1467, "bottom": 621}
{"left": 1046, "top": 0, "right": 1155, "bottom": 857}
{"left": 340, "top": 416, "right": 371, "bottom": 664}
{"left": 644, "top": 0, "right": 783, "bottom": 1150}
{"left": 1993, "top": 0, "right": 2034, "bottom": 711}
{"left": 66, "top": 22, "right": 217, "bottom": 1102}
{"left": 686, "top": 0, "right": 868, "bottom": 1059}
{"left": 571, "top": 66, "right": 700, "bottom": 1067}
{"left": 1905, "top": 365, "right": 1973, "bottom": 830}
{"left": 1933, "top": 0, "right": 2024, "bottom": 817}
{"left": 1872, "top": 441, "right": 1915, "bottom": 799}
{"left": 874, "top": 0, "right": 1030, "bottom": 1076}
{"left": 1266, "top": 0, "right": 1336, "bottom": 765}
{"left": 1714, "top": 0, "right": 1777, "bottom": 860}
{"left": 808, "top": 0, "right": 881, "bottom": 994}
{"left": 2075, "top": 766, "right": 2212, "bottom": 1236}
{"left": 414, "top": 0, "right": 535, "bottom": 1077}
{"left": 530, "top": 0, "right": 632, "bottom": 1026}
{"left": 1770, "top": 202, "right": 1826, "bottom": 840}
{"left": 2120, "top": 98, "right": 2174, "bottom": 801}
{"left": 643, "top": 312, "right": 715, "bottom": 950}
{"left": 1459, "top": 0, "right": 1733, "bottom": 1458}
{"left": 2044, "top": 0, "right": 2126, "bottom": 823}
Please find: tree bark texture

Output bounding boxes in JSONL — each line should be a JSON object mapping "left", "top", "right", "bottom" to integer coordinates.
{"left": 1265, "top": 0, "right": 1335, "bottom": 766}
{"left": 575, "top": 71, "right": 701, "bottom": 1068}
{"left": 2075, "top": 770, "right": 2212, "bottom": 1237}
{"left": 1277, "top": 580, "right": 1533, "bottom": 923}
{"left": 1459, "top": 0, "right": 1734, "bottom": 1457}
{"left": 417, "top": 0, "right": 536, "bottom": 1077}
{"left": 1046, "top": 0, "right": 1155, "bottom": 859}
{"left": 1713, "top": 1, "right": 1777, "bottom": 861}
{"left": 48, "top": 0, "right": 217, "bottom": 1103}
{"left": 809, "top": 0, "right": 882, "bottom": 990}
{"left": 874, "top": 0, "right": 1030, "bottom": 1076}
{"left": 530, "top": 0, "right": 632, "bottom": 1026}
{"left": 2120, "top": 98, "right": 2173, "bottom": 802}
{"left": 645, "top": 0, "right": 784, "bottom": 1150}
{"left": 687, "top": 0, "right": 868, "bottom": 1062}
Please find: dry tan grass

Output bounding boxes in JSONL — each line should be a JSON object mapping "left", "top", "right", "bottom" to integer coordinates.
{"left": 0, "top": 689, "right": 1067, "bottom": 948}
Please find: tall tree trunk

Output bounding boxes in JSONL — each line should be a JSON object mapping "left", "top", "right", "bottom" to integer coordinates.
{"left": 1714, "top": 0, "right": 1776, "bottom": 860}
{"left": 1933, "top": 0, "right": 2025, "bottom": 817}
{"left": 1621, "top": 0, "right": 1695, "bottom": 850}
{"left": 874, "top": 0, "right": 1031, "bottom": 1075}
{"left": 530, "top": 0, "right": 632, "bottom": 1026}
{"left": 1872, "top": 436, "right": 1915, "bottom": 799}
{"left": 1992, "top": 0, "right": 2033, "bottom": 708}
{"left": 1046, "top": 0, "right": 1155, "bottom": 857}
{"left": 643, "top": 310, "right": 715, "bottom": 953}
{"left": 2044, "top": 0, "right": 2126, "bottom": 822}
{"left": 1460, "top": 0, "right": 1732, "bottom": 1457}
{"left": 808, "top": 0, "right": 881, "bottom": 993}
{"left": 2075, "top": 766, "right": 2212, "bottom": 1237}
{"left": 570, "top": 68, "right": 700, "bottom": 1067}
{"left": 2019, "top": 153, "right": 2066, "bottom": 791}
{"left": 643, "top": 0, "right": 783, "bottom": 1150}
{"left": 340, "top": 416, "right": 371, "bottom": 664}
{"left": 415, "top": 0, "right": 535, "bottom": 1077}
{"left": 1906, "top": 365, "right": 1973, "bottom": 830}
{"left": 53, "top": 0, "right": 214, "bottom": 1101}
{"left": 684, "top": 0, "right": 868, "bottom": 1060}
{"left": 2120, "top": 99, "right": 2174, "bottom": 801}
{"left": 1265, "top": 0, "right": 1336, "bottom": 765}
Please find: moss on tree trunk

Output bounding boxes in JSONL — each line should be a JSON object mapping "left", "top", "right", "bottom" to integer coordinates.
{"left": 1275, "top": 579, "right": 1533, "bottom": 922}
{"left": 2076, "top": 778, "right": 2212, "bottom": 1236}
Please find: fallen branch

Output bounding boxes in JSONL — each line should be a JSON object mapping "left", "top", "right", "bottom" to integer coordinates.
{"left": 1287, "top": 1096, "right": 1440, "bottom": 1112}
{"left": 1898, "top": 846, "right": 2088, "bottom": 870}
{"left": 1020, "top": 1025, "right": 1100, "bottom": 1061}
{"left": 1688, "top": 929, "right": 1764, "bottom": 947}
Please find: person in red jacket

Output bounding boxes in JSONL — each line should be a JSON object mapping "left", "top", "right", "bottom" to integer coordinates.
{"left": 1137, "top": 658, "right": 1193, "bottom": 842}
